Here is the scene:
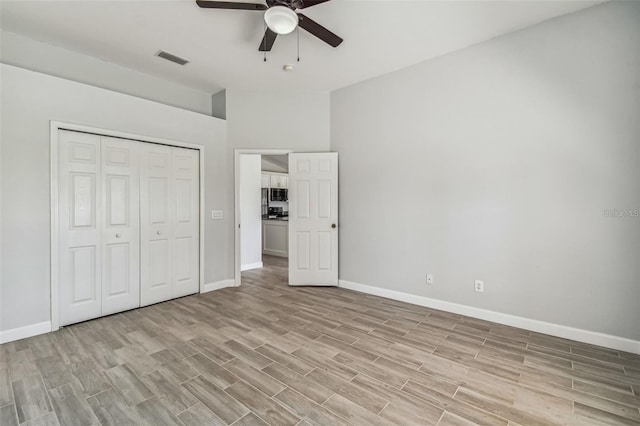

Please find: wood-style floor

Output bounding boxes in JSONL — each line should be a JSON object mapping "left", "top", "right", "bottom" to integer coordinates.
{"left": 1, "top": 255, "right": 639, "bottom": 426}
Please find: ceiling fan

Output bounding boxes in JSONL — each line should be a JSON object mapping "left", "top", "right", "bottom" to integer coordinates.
{"left": 196, "top": 0, "right": 343, "bottom": 52}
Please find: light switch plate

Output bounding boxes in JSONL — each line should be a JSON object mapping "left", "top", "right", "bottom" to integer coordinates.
{"left": 211, "top": 210, "right": 224, "bottom": 220}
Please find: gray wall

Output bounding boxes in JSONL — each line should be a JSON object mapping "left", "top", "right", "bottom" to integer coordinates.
{"left": 331, "top": 2, "right": 640, "bottom": 340}
{"left": 0, "top": 63, "right": 332, "bottom": 334}
{"left": 1, "top": 30, "right": 213, "bottom": 115}
{"left": 211, "top": 90, "right": 226, "bottom": 120}
{"left": 226, "top": 89, "right": 330, "bottom": 152}
{"left": 0, "top": 64, "right": 227, "bottom": 332}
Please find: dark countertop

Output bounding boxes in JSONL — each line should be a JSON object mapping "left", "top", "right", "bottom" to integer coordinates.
{"left": 262, "top": 216, "right": 289, "bottom": 221}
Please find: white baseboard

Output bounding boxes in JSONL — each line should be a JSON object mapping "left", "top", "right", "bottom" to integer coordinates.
{"left": 339, "top": 280, "right": 640, "bottom": 355}
{"left": 1, "top": 280, "right": 236, "bottom": 343}
{"left": 202, "top": 279, "right": 237, "bottom": 294}
{"left": 262, "top": 250, "right": 288, "bottom": 258}
{"left": 241, "top": 262, "right": 263, "bottom": 272}
{"left": 0, "top": 321, "right": 52, "bottom": 344}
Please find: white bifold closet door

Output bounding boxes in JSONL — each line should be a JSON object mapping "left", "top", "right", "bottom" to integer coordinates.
{"left": 58, "top": 130, "right": 200, "bottom": 326}
{"left": 140, "top": 144, "right": 199, "bottom": 306}
{"left": 59, "top": 131, "right": 140, "bottom": 326}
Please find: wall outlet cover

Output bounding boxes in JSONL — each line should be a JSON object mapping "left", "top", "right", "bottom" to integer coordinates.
{"left": 474, "top": 280, "right": 484, "bottom": 293}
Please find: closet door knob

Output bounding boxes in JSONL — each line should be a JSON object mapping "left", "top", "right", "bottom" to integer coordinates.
{"left": 157, "top": 230, "right": 162, "bottom": 235}
{"left": 115, "top": 233, "right": 122, "bottom": 238}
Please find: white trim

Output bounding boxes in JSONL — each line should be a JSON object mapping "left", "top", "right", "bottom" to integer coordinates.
{"left": 50, "top": 122, "right": 60, "bottom": 331}
{"left": 339, "top": 279, "right": 640, "bottom": 355}
{"left": 0, "top": 321, "right": 52, "bottom": 344}
{"left": 241, "top": 262, "right": 263, "bottom": 272}
{"left": 50, "top": 121, "right": 206, "bottom": 331}
{"left": 262, "top": 249, "right": 288, "bottom": 258}
{"left": 50, "top": 121, "right": 204, "bottom": 150}
{"left": 234, "top": 148, "right": 292, "bottom": 286}
{"left": 199, "top": 146, "right": 206, "bottom": 302}
{"left": 202, "top": 279, "right": 237, "bottom": 293}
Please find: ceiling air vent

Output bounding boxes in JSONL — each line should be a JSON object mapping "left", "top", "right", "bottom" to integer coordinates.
{"left": 155, "top": 50, "right": 189, "bottom": 66}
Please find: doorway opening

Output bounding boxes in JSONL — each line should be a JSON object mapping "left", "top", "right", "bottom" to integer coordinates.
{"left": 234, "top": 149, "right": 292, "bottom": 286}
{"left": 235, "top": 149, "right": 340, "bottom": 287}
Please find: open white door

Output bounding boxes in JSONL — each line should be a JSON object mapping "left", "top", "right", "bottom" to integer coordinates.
{"left": 288, "top": 153, "right": 338, "bottom": 286}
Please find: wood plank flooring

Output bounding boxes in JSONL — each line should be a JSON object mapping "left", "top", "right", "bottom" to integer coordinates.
{"left": 1, "top": 255, "right": 639, "bottom": 425}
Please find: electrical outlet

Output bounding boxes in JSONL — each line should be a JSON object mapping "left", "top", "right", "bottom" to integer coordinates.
{"left": 211, "top": 210, "right": 224, "bottom": 220}
{"left": 474, "top": 280, "right": 484, "bottom": 293}
{"left": 426, "top": 274, "right": 434, "bottom": 284}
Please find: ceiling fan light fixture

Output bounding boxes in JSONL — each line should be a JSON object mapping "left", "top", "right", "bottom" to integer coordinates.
{"left": 264, "top": 6, "right": 298, "bottom": 35}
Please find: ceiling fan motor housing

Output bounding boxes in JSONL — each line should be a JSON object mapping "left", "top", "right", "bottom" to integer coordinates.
{"left": 264, "top": 6, "right": 299, "bottom": 34}
{"left": 268, "top": 0, "right": 300, "bottom": 9}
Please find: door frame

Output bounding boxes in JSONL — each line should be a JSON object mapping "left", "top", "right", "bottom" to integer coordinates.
{"left": 50, "top": 121, "right": 206, "bottom": 331}
{"left": 234, "top": 148, "right": 292, "bottom": 286}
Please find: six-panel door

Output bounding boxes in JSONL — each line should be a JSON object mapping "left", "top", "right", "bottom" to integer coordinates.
{"left": 288, "top": 153, "right": 338, "bottom": 286}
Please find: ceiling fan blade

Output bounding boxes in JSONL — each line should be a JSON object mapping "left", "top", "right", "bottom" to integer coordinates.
{"left": 297, "top": 0, "right": 331, "bottom": 9}
{"left": 297, "top": 13, "right": 343, "bottom": 48}
{"left": 258, "top": 28, "right": 278, "bottom": 51}
{"left": 196, "top": 1, "right": 267, "bottom": 11}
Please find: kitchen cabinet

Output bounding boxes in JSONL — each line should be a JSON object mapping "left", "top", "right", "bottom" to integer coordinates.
{"left": 261, "top": 173, "right": 270, "bottom": 189}
{"left": 262, "top": 220, "right": 288, "bottom": 257}
{"left": 261, "top": 172, "right": 288, "bottom": 189}
{"left": 270, "top": 173, "right": 288, "bottom": 189}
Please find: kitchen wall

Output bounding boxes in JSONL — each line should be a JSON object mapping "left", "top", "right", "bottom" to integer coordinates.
{"left": 269, "top": 201, "right": 289, "bottom": 213}
{"left": 331, "top": 2, "right": 640, "bottom": 343}
{"left": 0, "top": 30, "right": 213, "bottom": 115}
{"left": 262, "top": 157, "right": 290, "bottom": 212}
{"left": 240, "top": 155, "right": 263, "bottom": 270}
{"left": 261, "top": 157, "right": 288, "bottom": 173}
{"left": 0, "top": 64, "right": 228, "bottom": 336}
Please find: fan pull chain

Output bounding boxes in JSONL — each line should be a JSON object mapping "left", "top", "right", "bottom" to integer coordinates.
{"left": 297, "top": 26, "right": 300, "bottom": 62}
{"left": 263, "top": 20, "right": 267, "bottom": 62}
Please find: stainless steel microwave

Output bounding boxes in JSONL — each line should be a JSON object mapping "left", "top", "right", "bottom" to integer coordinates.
{"left": 270, "top": 188, "right": 288, "bottom": 202}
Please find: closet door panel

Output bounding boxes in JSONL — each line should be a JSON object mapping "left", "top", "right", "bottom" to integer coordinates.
{"left": 140, "top": 144, "right": 174, "bottom": 306}
{"left": 101, "top": 137, "right": 140, "bottom": 315}
{"left": 59, "top": 130, "right": 102, "bottom": 326}
{"left": 172, "top": 147, "right": 200, "bottom": 298}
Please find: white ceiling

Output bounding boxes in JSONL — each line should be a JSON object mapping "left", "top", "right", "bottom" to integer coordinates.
{"left": 0, "top": 0, "right": 601, "bottom": 94}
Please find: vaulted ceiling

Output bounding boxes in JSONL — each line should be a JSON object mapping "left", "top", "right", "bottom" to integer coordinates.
{"left": 0, "top": 0, "right": 601, "bottom": 94}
